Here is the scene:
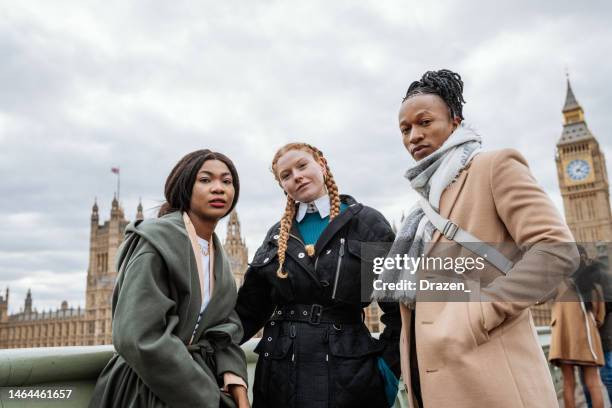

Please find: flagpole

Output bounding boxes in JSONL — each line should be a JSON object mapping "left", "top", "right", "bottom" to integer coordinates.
{"left": 111, "top": 167, "right": 121, "bottom": 201}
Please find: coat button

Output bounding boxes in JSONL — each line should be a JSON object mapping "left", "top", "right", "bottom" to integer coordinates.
{"left": 267, "top": 337, "right": 272, "bottom": 341}
{"left": 298, "top": 252, "right": 305, "bottom": 258}
{"left": 326, "top": 249, "right": 332, "bottom": 255}
{"left": 270, "top": 321, "right": 275, "bottom": 326}
{"left": 264, "top": 257, "right": 270, "bottom": 263}
{"left": 264, "top": 352, "right": 269, "bottom": 357}
{"left": 302, "top": 311, "right": 308, "bottom": 316}
{"left": 273, "top": 235, "right": 279, "bottom": 240}
{"left": 277, "top": 310, "right": 282, "bottom": 315}
{"left": 290, "top": 310, "right": 295, "bottom": 315}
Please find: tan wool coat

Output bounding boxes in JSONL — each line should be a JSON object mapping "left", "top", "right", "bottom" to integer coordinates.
{"left": 399, "top": 149, "right": 579, "bottom": 408}
{"left": 549, "top": 283, "right": 605, "bottom": 367}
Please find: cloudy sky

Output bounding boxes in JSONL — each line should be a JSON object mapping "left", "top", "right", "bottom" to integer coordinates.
{"left": 1, "top": 1, "right": 611, "bottom": 313}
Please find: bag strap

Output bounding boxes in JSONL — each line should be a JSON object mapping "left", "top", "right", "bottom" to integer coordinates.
{"left": 418, "top": 198, "right": 514, "bottom": 274}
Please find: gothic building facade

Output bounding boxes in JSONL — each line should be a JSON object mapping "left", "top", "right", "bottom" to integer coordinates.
{"left": 0, "top": 200, "right": 249, "bottom": 349}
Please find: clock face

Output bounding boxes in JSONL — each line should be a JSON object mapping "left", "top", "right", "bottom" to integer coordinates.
{"left": 566, "top": 159, "right": 591, "bottom": 181}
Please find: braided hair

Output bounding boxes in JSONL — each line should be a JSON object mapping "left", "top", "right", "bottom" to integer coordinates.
{"left": 402, "top": 69, "right": 466, "bottom": 120}
{"left": 271, "top": 143, "right": 341, "bottom": 279}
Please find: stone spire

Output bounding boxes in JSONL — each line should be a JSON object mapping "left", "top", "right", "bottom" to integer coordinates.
{"left": 91, "top": 198, "right": 99, "bottom": 223}
{"left": 562, "top": 77, "right": 580, "bottom": 113}
{"left": 24, "top": 289, "right": 32, "bottom": 313}
{"left": 223, "top": 210, "right": 248, "bottom": 286}
{"left": 558, "top": 77, "right": 594, "bottom": 145}
{"left": 110, "top": 194, "right": 124, "bottom": 219}
{"left": 0, "top": 287, "right": 7, "bottom": 323}
{"left": 136, "top": 198, "right": 144, "bottom": 220}
{"left": 226, "top": 211, "right": 243, "bottom": 244}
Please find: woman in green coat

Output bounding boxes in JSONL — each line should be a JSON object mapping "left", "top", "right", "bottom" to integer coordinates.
{"left": 89, "top": 150, "right": 249, "bottom": 408}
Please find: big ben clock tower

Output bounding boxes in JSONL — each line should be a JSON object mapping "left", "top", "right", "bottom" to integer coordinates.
{"left": 555, "top": 78, "right": 612, "bottom": 243}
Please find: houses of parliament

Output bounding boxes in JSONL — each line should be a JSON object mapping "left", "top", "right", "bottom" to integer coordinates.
{"left": 1, "top": 79, "right": 611, "bottom": 348}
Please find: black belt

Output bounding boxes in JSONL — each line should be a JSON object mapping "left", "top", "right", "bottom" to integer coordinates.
{"left": 271, "top": 303, "right": 364, "bottom": 325}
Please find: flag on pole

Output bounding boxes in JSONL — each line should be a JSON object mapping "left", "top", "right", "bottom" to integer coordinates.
{"left": 111, "top": 167, "right": 121, "bottom": 200}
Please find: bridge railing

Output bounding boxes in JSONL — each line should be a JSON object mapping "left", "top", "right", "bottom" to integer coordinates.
{"left": 0, "top": 328, "right": 555, "bottom": 407}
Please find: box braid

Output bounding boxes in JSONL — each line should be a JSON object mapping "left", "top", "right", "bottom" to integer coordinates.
{"left": 271, "top": 143, "right": 341, "bottom": 279}
{"left": 403, "top": 69, "right": 466, "bottom": 120}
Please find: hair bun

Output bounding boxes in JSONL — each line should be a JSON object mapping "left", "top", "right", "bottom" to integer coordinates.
{"left": 403, "top": 69, "right": 466, "bottom": 120}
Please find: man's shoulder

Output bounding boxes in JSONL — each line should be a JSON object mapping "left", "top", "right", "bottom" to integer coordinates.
{"left": 469, "top": 149, "right": 529, "bottom": 176}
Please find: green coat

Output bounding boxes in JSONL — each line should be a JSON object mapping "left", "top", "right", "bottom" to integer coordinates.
{"left": 89, "top": 211, "right": 247, "bottom": 408}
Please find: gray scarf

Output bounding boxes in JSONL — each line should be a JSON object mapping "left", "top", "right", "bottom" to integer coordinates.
{"left": 374, "top": 125, "right": 482, "bottom": 304}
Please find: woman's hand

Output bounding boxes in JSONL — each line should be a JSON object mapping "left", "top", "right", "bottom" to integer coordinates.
{"left": 227, "top": 384, "right": 250, "bottom": 408}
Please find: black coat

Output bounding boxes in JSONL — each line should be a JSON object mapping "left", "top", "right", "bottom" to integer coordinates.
{"left": 236, "top": 195, "right": 401, "bottom": 408}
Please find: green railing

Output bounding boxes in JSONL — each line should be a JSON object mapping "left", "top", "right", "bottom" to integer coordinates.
{"left": 0, "top": 328, "right": 554, "bottom": 407}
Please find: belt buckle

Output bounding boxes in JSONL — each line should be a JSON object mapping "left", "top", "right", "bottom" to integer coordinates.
{"left": 443, "top": 221, "right": 459, "bottom": 240}
{"left": 309, "top": 304, "right": 323, "bottom": 325}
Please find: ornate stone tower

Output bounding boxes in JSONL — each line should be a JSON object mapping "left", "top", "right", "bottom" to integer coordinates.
{"left": 136, "top": 199, "right": 144, "bottom": 221}
{"left": 223, "top": 210, "right": 248, "bottom": 287}
{"left": 555, "top": 78, "right": 612, "bottom": 244}
{"left": 24, "top": 289, "right": 32, "bottom": 314}
{"left": 0, "top": 288, "right": 8, "bottom": 323}
{"left": 0, "top": 288, "right": 7, "bottom": 345}
{"left": 84, "top": 196, "right": 130, "bottom": 345}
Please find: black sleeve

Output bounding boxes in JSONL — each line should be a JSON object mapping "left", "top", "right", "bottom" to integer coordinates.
{"left": 597, "top": 264, "right": 612, "bottom": 314}
{"left": 377, "top": 301, "right": 402, "bottom": 378}
{"left": 363, "top": 207, "right": 402, "bottom": 378}
{"left": 236, "top": 246, "right": 275, "bottom": 343}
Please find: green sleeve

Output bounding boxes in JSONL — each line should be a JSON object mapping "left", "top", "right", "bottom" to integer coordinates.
{"left": 214, "top": 310, "right": 248, "bottom": 383}
{"left": 112, "top": 250, "right": 220, "bottom": 408}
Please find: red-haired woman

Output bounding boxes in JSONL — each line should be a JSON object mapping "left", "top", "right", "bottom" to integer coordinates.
{"left": 236, "top": 143, "right": 401, "bottom": 408}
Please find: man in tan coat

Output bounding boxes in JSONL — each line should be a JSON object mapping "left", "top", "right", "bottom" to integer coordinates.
{"left": 386, "top": 70, "right": 578, "bottom": 408}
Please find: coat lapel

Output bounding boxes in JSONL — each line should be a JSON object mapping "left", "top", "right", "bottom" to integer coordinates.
{"left": 313, "top": 203, "right": 361, "bottom": 257}
{"left": 277, "top": 222, "right": 321, "bottom": 287}
{"left": 180, "top": 213, "right": 204, "bottom": 345}
{"left": 182, "top": 213, "right": 235, "bottom": 343}
{"left": 193, "top": 234, "right": 234, "bottom": 339}
{"left": 429, "top": 166, "right": 470, "bottom": 244}
{"left": 282, "top": 202, "right": 361, "bottom": 287}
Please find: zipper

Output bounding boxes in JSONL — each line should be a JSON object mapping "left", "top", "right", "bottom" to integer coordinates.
{"left": 331, "top": 238, "right": 345, "bottom": 299}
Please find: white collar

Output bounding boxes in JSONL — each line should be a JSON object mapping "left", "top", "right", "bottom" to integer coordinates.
{"left": 196, "top": 236, "right": 209, "bottom": 256}
{"left": 296, "top": 194, "right": 330, "bottom": 222}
